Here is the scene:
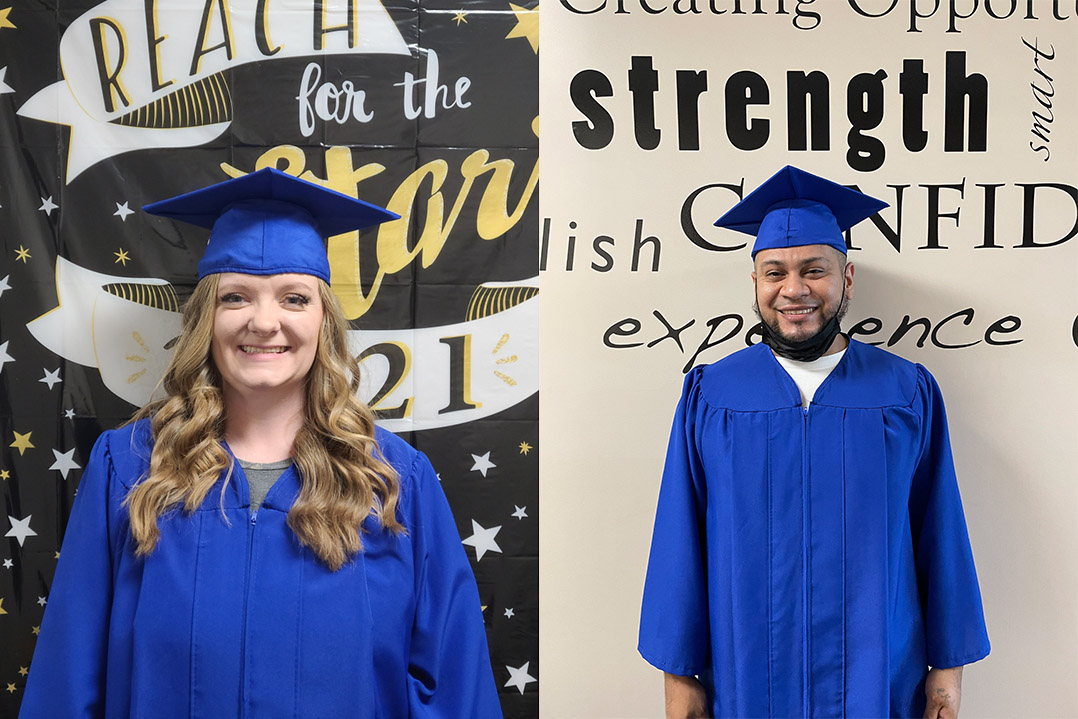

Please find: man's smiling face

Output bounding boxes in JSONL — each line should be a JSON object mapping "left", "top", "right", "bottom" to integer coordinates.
{"left": 751, "top": 244, "right": 854, "bottom": 346}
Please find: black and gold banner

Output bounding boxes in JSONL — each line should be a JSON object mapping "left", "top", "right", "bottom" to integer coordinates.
{"left": 0, "top": 1, "right": 538, "bottom": 716}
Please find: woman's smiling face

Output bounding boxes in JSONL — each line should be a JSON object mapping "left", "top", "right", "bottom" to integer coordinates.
{"left": 210, "top": 273, "right": 324, "bottom": 401}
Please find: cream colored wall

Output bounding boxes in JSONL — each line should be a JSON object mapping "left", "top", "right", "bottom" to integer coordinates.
{"left": 540, "top": 5, "right": 1078, "bottom": 717}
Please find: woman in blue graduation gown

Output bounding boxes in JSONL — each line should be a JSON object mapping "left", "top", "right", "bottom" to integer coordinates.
{"left": 20, "top": 169, "right": 503, "bottom": 719}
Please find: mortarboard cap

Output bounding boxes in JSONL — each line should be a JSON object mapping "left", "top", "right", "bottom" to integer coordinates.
{"left": 714, "top": 165, "right": 888, "bottom": 258}
{"left": 143, "top": 167, "right": 399, "bottom": 284}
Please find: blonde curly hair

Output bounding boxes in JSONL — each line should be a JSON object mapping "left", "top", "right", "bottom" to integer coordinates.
{"left": 125, "top": 274, "right": 403, "bottom": 571}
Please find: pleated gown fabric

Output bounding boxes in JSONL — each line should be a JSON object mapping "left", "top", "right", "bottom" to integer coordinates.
{"left": 21, "top": 421, "right": 502, "bottom": 719}
{"left": 639, "top": 340, "right": 990, "bottom": 718}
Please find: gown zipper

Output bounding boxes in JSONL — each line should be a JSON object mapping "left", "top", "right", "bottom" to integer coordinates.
{"left": 239, "top": 507, "right": 256, "bottom": 718}
{"left": 802, "top": 405, "right": 810, "bottom": 717}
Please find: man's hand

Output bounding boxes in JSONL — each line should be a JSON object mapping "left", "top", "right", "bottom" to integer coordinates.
{"left": 923, "top": 666, "right": 963, "bottom": 719}
{"left": 664, "top": 672, "right": 709, "bottom": 719}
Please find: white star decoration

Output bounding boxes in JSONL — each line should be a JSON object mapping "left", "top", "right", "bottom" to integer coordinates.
{"left": 39, "top": 367, "right": 61, "bottom": 389}
{"left": 0, "top": 66, "right": 12, "bottom": 95}
{"left": 504, "top": 662, "right": 537, "bottom": 694}
{"left": 113, "top": 201, "right": 134, "bottom": 221}
{"left": 38, "top": 196, "right": 58, "bottom": 216}
{"left": 461, "top": 520, "right": 502, "bottom": 561}
{"left": 64, "top": 408, "right": 76, "bottom": 420}
{"left": 470, "top": 451, "right": 496, "bottom": 477}
{"left": 5, "top": 515, "right": 36, "bottom": 547}
{"left": 2, "top": 558, "right": 12, "bottom": 569}
{"left": 50, "top": 448, "right": 81, "bottom": 479}
{"left": 0, "top": 275, "right": 11, "bottom": 297}
{"left": 512, "top": 505, "right": 528, "bottom": 520}
{"left": 504, "top": 607, "right": 514, "bottom": 619}
{"left": 0, "top": 341, "right": 13, "bottom": 372}
{"left": 36, "top": 596, "right": 47, "bottom": 607}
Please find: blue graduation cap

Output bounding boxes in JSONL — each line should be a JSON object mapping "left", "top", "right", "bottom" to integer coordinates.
{"left": 143, "top": 167, "right": 399, "bottom": 284}
{"left": 714, "top": 166, "right": 888, "bottom": 258}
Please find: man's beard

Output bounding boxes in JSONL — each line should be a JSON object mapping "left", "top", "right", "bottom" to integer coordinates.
{"left": 753, "top": 290, "right": 850, "bottom": 362}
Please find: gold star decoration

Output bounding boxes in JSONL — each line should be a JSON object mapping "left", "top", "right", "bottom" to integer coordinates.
{"left": 32, "top": 625, "right": 40, "bottom": 635}
{"left": 0, "top": 469, "right": 9, "bottom": 480}
{"left": 10, "top": 431, "right": 34, "bottom": 455}
{"left": 114, "top": 248, "right": 131, "bottom": 265}
{"left": 0, "top": 598, "right": 6, "bottom": 614}
{"left": 0, "top": 7, "right": 14, "bottom": 31}
{"left": 506, "top": 3, "right": 537, "bottom": 54}
{"left": 14, "top": 245, "right": 31, "bottom": 262}
{"left": 54, "top": 551, "right": 60, "bottom": 559}
{"left": 5, "top": 683, "right": 15, "bottom": 694}
{"left": 18, "top": 666, "right": 28, "bottom": 677}
{"left": 452, "top": 10, "right": 467, "bottom": 25}
{"left": 518, "top": 441, "right": 532, "bottom": 455}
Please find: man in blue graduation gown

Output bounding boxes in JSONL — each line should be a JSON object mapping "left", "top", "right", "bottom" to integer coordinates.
{"left": 638, "top": 166, "right": 990, "bottom": 719}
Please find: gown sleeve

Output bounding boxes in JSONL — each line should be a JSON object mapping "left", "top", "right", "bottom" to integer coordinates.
{"left": 638, "top": 368, "right": 711, "bottom": 676}
{"left": 20, "top": 430, "right": 124, "bottom": 719}
{"left": 405, "top": 450, "right": 503, "bottom": 718}
{"left": 908, "top": 366, "right": 991, "bottom": 669}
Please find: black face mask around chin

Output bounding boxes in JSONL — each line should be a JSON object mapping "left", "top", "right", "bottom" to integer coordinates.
{"left": 759, "top": 302, "right": 845, "bottom": 362}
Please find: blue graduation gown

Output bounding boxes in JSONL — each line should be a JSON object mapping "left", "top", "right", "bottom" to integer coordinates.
{"left": 21, "top": 421, "right": 502, "bottom": 719}
{"left": 638, "top": 340, "right": 990, "bottom": 718}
